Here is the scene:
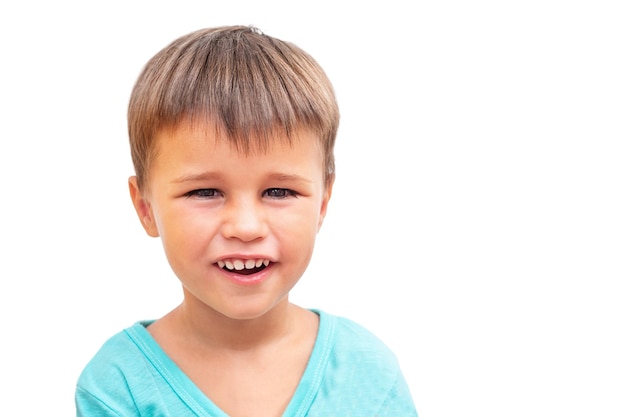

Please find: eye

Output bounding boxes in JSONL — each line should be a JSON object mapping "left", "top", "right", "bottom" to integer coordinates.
{"left": 184, "top": 189, "right": 222, "bottom": 199}
{"left": 263, "top": 188, "right": 298, "bottom": 199}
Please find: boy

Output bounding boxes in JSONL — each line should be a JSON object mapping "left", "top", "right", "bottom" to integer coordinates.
{"left": 75, "top": 25, "right": 418, "bottom": 416}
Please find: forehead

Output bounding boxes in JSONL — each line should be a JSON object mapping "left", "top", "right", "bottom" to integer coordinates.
{"left": 150, "top": 122, "right": 324, "bottom": 170}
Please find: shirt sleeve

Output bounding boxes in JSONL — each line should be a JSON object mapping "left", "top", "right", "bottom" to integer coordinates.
{"left": 375, "top": 371, "right": 419, "bottom": 417}
{"left": 75, "top": 386, "right": 128, "bottom": 417}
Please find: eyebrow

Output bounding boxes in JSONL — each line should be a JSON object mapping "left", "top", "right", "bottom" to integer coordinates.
{"left": 266, "top": 173, "right": 313, "bottom": 184}
{"left": 173, "top": 172, "right": 222, "bottom": 183}
{"left": 173, "top": 172, "right": 312, "bottom": 184}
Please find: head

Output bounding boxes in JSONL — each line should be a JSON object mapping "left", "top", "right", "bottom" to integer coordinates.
{"left": 128, "top": 25, "right": 339, "bottom": 193}
{"left": 126, "top": 26, "right": 340, "bottom": 320}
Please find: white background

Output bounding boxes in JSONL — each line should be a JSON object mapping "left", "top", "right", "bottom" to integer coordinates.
{"left": 1, "top": 1, "right": 625, "bottom": 416}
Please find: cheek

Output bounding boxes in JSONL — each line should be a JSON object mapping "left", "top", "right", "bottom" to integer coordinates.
{"left": 160, "top": 227, "right": 212, "bottom": 281}
{"left": 273, "top": 208, "right": 321, "bottom": 252}
{"left": 273, "top": 204, "right": 320, "bottom": 231}
{"left": 157, "top": 208, "right": 216, "bottom": 255}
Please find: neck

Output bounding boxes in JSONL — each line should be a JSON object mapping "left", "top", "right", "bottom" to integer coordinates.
{"left": 170, "top": 294, "right": 301, "bottom": 352}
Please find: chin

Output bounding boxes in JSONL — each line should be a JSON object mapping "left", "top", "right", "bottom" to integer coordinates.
{"left": 217, "top": 298, "right": 289, "bottom": 322}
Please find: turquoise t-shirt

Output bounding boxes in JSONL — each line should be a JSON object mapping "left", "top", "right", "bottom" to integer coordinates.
{"left": 76, "top": 310, "right": 418, "bottom": 416}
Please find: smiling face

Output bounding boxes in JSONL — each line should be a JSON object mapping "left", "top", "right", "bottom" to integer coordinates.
{"left": 129, "top": 124, "right": 333, "bottom": 321}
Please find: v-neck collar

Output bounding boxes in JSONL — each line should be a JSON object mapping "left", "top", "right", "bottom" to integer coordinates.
{"left": 125, "top": 309, "right": 336, "bottom": 417}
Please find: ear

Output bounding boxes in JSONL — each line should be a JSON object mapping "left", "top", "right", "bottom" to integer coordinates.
{"left": 128, "top": 176, "right": 160, "bottom": 237}
{"left": 317, "top": 176, "right": 334, "bottom": 232}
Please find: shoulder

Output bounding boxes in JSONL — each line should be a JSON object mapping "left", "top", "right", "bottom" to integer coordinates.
{"left": 75, "top": 322, "right": 154, "bottom": 415}
{"left": 317, "top": 310, "right": 401, "bottom": 381}
{"left": 311, "top": 311, "right": 418, "bottom": 415}
{"left": 78, "top": 322, "right": 151, "bottom": 382}
{"left": 323, "top": 311, "right": 399, "bottom": 365}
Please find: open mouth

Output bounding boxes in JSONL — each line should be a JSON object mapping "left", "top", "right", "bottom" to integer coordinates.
{"left": 217, "top": 259, "right": 271, "bottom": 276}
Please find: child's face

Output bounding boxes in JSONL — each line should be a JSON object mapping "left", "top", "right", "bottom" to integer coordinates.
{"left": 129, "top": 124, "right": 332, "bottom": 320}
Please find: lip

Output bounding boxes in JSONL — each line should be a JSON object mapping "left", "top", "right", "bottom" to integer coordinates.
{"left": 215, "top": 261, "right": 274, "bottom": 286}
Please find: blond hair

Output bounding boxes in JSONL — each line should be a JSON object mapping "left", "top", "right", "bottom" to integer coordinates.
{"left": 128, "top": 25, "right": 340, "bottom": 190}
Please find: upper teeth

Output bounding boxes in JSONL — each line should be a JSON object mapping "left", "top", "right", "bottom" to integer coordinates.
{"left": 217, "top": 259, "right": 270, "bottom": 271}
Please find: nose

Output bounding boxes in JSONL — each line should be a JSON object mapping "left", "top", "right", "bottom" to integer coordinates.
{"left": 221, "top": 197, "right": 268, "bottom": 242}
